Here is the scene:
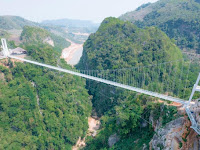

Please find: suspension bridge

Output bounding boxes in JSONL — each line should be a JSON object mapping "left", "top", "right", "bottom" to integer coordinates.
{"left": 1, "top": 38, "right": 200, "bottom": 134}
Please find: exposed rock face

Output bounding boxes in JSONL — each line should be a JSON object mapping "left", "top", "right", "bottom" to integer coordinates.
{"left": 151, "top": 117, "right": 185, "bottom": 150}
{"left": 108, "top": 133, "right": 120, "bottom": 147}
{"left": 43, "top": 37, "right": 54, "bottom": 47}
{"left": 150, "top": 106, "right": 200, "bottom": 150}
{"left": 88, "top": 117, "right": 100, "bottom": 137}
{"left": 189, "top": 101, "right": 200, "bottom": 126}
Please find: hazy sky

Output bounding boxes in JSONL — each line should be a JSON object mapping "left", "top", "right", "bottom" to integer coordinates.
{"left": 0, "top": 0, "right": 158, "bottom": 23}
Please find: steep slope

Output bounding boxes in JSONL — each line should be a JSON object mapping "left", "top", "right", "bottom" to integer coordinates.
{"left": 76, "top": 17, "right": 192, "bottom": 149}
{"left": 78, "top": 17, "right": 182, "bottom": 70}
{"left": 78, "top": 17, "right": 182, "bottom": 115}
{"left": 20, "top": 26, "right": 70, "bottom": 53}
{"left": 0, "top": 31, "right": 92, "bottom": 149}
{"left": 120, "top": 0, "right": 200, "bottom": 53}
{"left": 0, "top": 16, "right": 39, "bottom": 30}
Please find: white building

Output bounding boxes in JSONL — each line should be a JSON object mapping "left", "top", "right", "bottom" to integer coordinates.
{"left": 10, "top": 47, "right": 27, "bottom": 55}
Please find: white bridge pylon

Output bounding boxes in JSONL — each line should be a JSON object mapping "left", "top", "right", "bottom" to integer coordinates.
{"left": 1, "top": 38, "right": 10, "bottom": 57}
{"left": 1, "top": 38, "right": 200, "bottom": 135}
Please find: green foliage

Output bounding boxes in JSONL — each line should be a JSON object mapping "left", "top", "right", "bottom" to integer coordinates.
{"left": 179, "top": 142, "right": 183, "bottom": 148}
{"left": 7, "top": 40, "right": 17, "bottom": 49}
{"left": 136, "top": 2, "right": 151, "bottom": 11}
{"left": 0, "top": 43, "right": 92, "bottom": 149}
{"left": 0, "top": 30, "right": 10, "bottom": 38}
{"left": 120, "top": 0, "right": 200, "bottom": 53}
{"left": 77, "top": 17, "right": 186, "bottom": 149}
{"left": 20, "top": 26, "right": 70, "bottom": 54}
{"left": 23, "top": 44, "right": 59, "bottom": 65}
{"left": 162, "top": 105, "right": 178, "bottom": 126}
{"left": 20, "top": 26, "right": 50, "bottom": 43}
{"left": 77, "top": 17, "right": 182, "bottom": 115}
{"left": 50, "top": 33, "right": 71, "bottom": 53}
{"left": 78, "top": 17, "right": 182, "bottom": 70}
{"left": 84, "top": 94, "right": 181, "bottom": 150}
{"left": 115, "top": 95, "right": 143, "bottom": 136}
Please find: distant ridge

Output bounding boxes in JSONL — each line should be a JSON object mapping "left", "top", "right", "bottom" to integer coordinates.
{"left": 41, "top": 18, "right": 99, "bottom": 28}
{"left": 0, "top": 16, "right": 39, "bottom": 30}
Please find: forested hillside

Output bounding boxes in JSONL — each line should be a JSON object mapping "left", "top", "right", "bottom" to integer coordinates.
{"left": 20, "top": 26, "right": 70, "bottom": 53}
{"left": 0, "top": 32, "right": 92, "bottom": 149}
{"left": 0, "top": 16, "right": 39, "bottom": 30}
{"left": 77, "top": 17, "right": 182, "bottom": 116}
{"left": 120, "top": 0, "right": 200, "bottom": 53}
{"left": 77, "top": 17, "right": 199, "bottom": 149}
{"left": 1, "top": 2, "right": 200, "bottom": 148}
{"left": 78, "top": 17, "right": 182, "bottom": 70}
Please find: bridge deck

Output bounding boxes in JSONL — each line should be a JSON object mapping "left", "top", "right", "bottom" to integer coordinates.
{"left": 9, "top": 55, "right": 186, "bottom": 105}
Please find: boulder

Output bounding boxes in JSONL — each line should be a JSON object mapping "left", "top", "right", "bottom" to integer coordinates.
{"left": 108, "top": 133, "right": 120, "bottom": 147}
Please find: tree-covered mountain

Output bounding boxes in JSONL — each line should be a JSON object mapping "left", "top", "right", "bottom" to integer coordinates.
{"left": 77, "top": 17, "right": 183, "bottom": 115}
{"left": 1, "top": 2, "right": 200, "bottom": 148}
{"left": 0, "top": 31, "right": 92, "bottom": 149}
{"left": 0, "top": 16, "right": 39, "bottom": 30}
{"left": 78, "top": 16, "right": 184, "bottom": 114}
{"left": 120, "top": 0, "right": 200, "bottom": 53}
{"left": 76, "top": 17, "right": 198, "bottom": 149}
{"left": 20, "top": 26, "right": 70, "bottom": 53}
{"left": 78, "top": 17, "right": 182, "bottom": 71}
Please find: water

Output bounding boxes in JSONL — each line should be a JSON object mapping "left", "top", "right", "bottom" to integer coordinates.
{"left": 68, "top": 47, "right": 83, "bottom": 65}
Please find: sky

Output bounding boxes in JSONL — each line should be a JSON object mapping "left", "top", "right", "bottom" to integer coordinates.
{"left": 0, "top": 0, "right": 158, "bottom": 23}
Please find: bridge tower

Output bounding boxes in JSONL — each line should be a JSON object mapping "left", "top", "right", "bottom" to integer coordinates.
{"left": 188, "top": 73, "right": 200, "bottom": 104}
{"left": 1, "top": 38, "right": 10, "bottom": 57}
{"left": 185, "top": 73, "right": 200, "bottom": 134}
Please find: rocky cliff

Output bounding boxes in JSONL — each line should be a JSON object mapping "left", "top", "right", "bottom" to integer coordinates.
{"left": 150, "top": 102, "right": 200, "bottom": 150}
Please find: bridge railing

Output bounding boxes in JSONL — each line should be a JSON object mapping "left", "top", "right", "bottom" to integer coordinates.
{"left": 186, "top": 107, "right": 200, "bottom": 134}
{"left": 2, "top": 38, "right": 200, "bottom": 135}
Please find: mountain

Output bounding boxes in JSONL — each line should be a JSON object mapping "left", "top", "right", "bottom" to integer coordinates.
{"left": 0, "top": 16, "right": 39, "bottom": 30}
{"left": 41, "top": 18, "right": 99, "bottom": 28}
{"left": 120, "top": 0, "right": 200, "bottom": 53}
{"left": 78, "top": 17, "right": 182, "bottom": 71}
{"left": 42, "top": 18, "right": 100, "bottom": 44}
{"left": 76, "top": 17, "right": 194, "bottom": 149}
{"left": 20, "top": 26, "right": 70, "bottom": 53}
{"left": 0, "top": 16, "right": 98, "bottom": 44}
{"left": 77, "top": 16, "right": 183, "bottom": 117}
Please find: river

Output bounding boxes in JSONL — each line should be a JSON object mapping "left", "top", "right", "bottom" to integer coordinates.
{"left": 61, "top": 39, "right": 83, "bottom": 66}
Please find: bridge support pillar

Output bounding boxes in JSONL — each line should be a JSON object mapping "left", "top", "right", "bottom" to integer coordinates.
{"left": 187, "top": 73, "right": 200, "bottom": 105}
{"left": 1, "top": 38, "right": 10, "bottom": 57}
{"left": 185, "top": 72, "right": 200, "bottom": 135}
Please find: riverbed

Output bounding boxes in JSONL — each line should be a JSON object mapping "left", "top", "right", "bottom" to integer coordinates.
{"left": 61, "top": 39, "right": 83, "bottom": 66}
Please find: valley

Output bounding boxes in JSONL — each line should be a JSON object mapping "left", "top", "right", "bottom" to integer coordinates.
{"left": 1, "top": 0, "right": 200, "bottom": 150}
{"left": 72, "top": 117, "right": 100, "bottom": 150}
{"left": 61, "top": 39, "right": 83, "bottom": 65}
